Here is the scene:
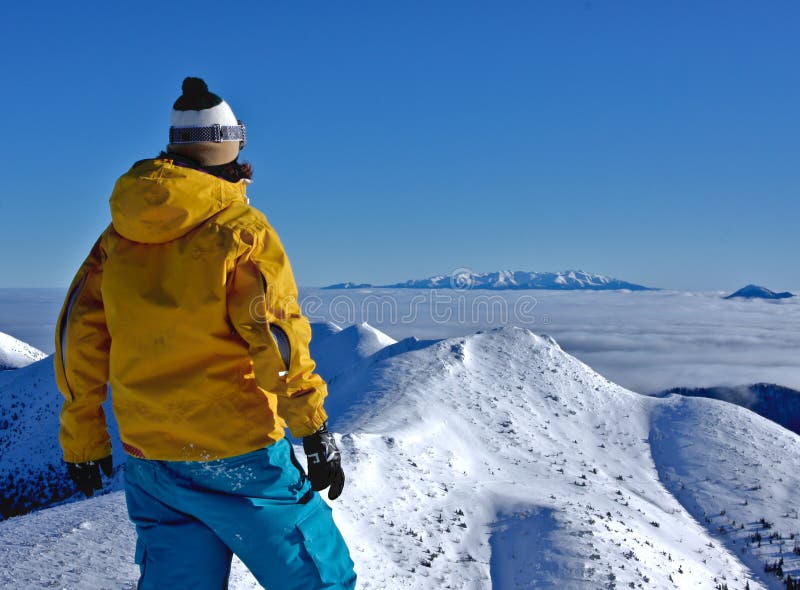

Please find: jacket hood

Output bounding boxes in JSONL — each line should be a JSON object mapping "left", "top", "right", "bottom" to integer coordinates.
{"left": 109, "top": 158, "right": 248, "bottom": 244}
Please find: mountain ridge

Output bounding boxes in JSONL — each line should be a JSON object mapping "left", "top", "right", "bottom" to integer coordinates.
{"left": 324, "top": 269, "right": 653, "bottom": 291}
{"left": 2, "top": 328, "right": 798, "bottom": 588}
{"left": 661, "top": 382, "right": 800, "bottom": 435}
{"left": 0, "top": 331, "right": 47, "bottom": 371}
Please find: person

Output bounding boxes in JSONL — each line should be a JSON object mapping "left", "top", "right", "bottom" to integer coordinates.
{"left": 54, "top": 77, "right": 357, "bottom": 590}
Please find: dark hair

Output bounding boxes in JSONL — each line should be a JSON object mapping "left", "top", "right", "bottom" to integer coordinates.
{"left": 205, "top": 159, "right": 252, "bottom": 183}
{"left": 238, "top": 161, "right": 253, "bottom": 180}
{"left": 160, "top": 151, "right": 253, "bottom": 183}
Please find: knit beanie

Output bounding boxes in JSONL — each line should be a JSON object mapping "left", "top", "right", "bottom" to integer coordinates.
{"left": 167, "top": 77, "right": 246, "bottom": 166}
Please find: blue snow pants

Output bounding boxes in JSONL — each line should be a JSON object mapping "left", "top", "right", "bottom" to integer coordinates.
{"left": 124, "top": 438, "right": 357, "bottom": 590}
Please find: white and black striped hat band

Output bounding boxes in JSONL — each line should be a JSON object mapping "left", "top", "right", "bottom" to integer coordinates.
{"left": 169, "top": 123, "right": 247, "bottom": 147}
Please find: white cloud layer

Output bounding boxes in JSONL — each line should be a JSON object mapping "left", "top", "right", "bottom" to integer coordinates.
{"left": 300, "top": 288, "right": 800, "bottom": 393}
{"left": 1, "top": 288, "right": 797, "bottom": 395}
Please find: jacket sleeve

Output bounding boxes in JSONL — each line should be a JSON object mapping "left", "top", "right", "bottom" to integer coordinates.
{"left": 227, "top": 222, "right": 328, "bottom": 438}
{"left": 54, "top": 238, "right": 112, "bottom": 463}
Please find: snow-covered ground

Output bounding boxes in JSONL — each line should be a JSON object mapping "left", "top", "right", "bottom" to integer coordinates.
{"left": 0, "top": 331, "right": 46, "bottom": 370}
{"left": 2, "top": 324, "right": 798, "bottom": 589}
{"left": 309, "top": 321, "right": 397, "bottom": 379}
{"left": 0, "top": 356, "right": 124, "bottom": 519}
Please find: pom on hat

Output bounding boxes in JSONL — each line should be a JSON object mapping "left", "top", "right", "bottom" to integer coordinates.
{"left": 173, "top": 77, "right": 224, "bottom": 111}
{"left": 182, "top": 77, "right": 209, "bottom": 96}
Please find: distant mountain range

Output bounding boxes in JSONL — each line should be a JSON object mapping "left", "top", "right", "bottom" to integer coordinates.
{"left": 724, "top": 284, "right": 794, "bottom": 300}
{"left": 324, "top": 270, "right": 653, "bottom": 291}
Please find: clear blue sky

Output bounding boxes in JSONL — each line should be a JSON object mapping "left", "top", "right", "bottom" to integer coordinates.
{"left": 1, "top": 1, "right": 797, "bottom": 291}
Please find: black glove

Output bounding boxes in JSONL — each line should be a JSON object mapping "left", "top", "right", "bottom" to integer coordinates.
{"left": 302, "top": 422, "right": 345, "bottom": 500}
{"left": 66, "top": 455, "right": 113, "bottom": 498}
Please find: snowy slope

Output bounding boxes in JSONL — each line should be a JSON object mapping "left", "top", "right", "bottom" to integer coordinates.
{"left": 0, "top": 331, "right": 47, "bottom": 370}
{"left": 328, "top": 328, "right": 795, "bottom": 589}
{"left": 2, "top": 328, "right": 799, "bottom": 589}
{"left": 662, "top": 383, "right": 800, "bottom": 435}
{"left": 0, "top": 356, "right": 124, "bottom": 519}
{"left": 309, "top": 321, "right": 397, "bottom": 381}
{"left": 650, "top": 395, "right": 800, "bottom": 587}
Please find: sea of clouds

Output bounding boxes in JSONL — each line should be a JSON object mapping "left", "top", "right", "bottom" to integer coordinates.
{"left": 2, "top": 287, "right": 798, "bottom": 394}
{"left": 300, "top": 287, "right": 800, "bottom": 394}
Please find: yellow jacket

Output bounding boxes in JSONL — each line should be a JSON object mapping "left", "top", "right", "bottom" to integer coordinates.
{"left": 55, "top": 157, "right": 328, "bottom": 462}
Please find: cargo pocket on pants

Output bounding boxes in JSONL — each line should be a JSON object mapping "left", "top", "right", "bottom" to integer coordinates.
{"left": 295, "top": 502, "right": 354, "bottom": 586}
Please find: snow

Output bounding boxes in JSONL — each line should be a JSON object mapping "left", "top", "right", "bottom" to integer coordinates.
{"left": 0, "top": 356, "right": 124, "bottom": 518}
{"left": 0, "top": 331, "right": 46, "bottom": 370}
{"left": 0, "top": 492, "right": 138, "bottom": 589}
{"left": 323, "top": 328, "right": 782, "bottom": 589}
{"left": 3, "top": 326, "right": 799, "bottom": 588}
{"left": 649, "top": 395, "right": 800, "bottom": 584}
{"left": 310, "top": 322, "right": 396, "bottom": 380}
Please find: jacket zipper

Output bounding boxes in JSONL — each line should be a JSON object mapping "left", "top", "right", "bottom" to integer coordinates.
{"left": 269, "top": 323, "right": 291, "bottom": 375}
{"left": 58, "top": 273, "right": 87, "bottom": 400}
{"left": 259, "top": 271, "right": 292, "bottom": 375}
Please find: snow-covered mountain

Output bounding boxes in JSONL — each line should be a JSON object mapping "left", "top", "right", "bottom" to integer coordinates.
{"left": 2, "top": 327, "right": 799, "bottom": 589}
{"left": 309, "top": 321, "right": 397, "bottom": 380}
{"left": 662, "top": 383, "right": 800, "bottom": 435}
{"left": 0, "top": 357, "right": 71, "bottom": 518}
{"left": 0, "top": 357, "right": 123, "bottom": 519}
{"left": 325, "top": 328, "right": 799, "bottom": 589}
{"left": 0, "top": 331, "right": 47, "bottom": 370}
{"left": 324, "top": 270, "right": 653, "bottom": 291}
{"left": 724, "top": 285, "right": 794, "bottom": 300}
